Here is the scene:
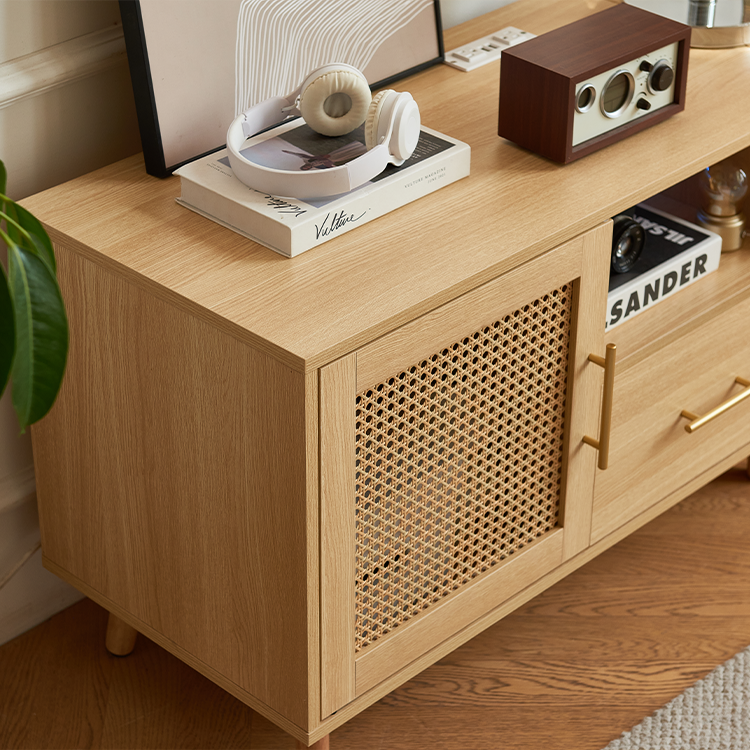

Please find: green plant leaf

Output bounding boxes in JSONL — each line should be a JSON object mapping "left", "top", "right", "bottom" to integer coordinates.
{"left": 0, "top": 260, "right": 14, "bottom": 401}
{"left": 8, "top": 242, "right": 68, "bottom": 430}
{"left": 0, "top": 167, "right": 13, "bottom": 399}
{"left": 3, "top": 202, "right": 56, "bottom": 275}
{"left": 1, "top": 161, "right": 9, "bottom": 240}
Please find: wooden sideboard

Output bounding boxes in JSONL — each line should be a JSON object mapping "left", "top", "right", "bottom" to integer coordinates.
{"left": 22, "top": 0, "right": 750, "bottom": 745}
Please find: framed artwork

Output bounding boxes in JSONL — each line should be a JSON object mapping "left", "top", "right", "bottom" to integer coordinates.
{"left": 119, "top": 0, "right": 444, "bottom": 177}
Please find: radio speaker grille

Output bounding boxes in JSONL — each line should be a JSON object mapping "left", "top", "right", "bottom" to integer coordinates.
{"left": 354, "top": 284, "right": 574, "bottom": 652}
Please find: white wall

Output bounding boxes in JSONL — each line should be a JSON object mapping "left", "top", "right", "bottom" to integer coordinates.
{"left": 441, "top": 0, "right": 518, "bottom": 29}
{"left": 0, "top": 0, "right": 141, "bottom": 645}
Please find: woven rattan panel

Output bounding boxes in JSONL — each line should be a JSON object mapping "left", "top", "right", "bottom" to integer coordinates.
{"left": 354, "top": 284, "right": 574, "bottom": 652}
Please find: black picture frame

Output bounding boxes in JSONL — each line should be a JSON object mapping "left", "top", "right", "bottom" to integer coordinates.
{"left": 118, "top": 0, "right": 444, "bottom": 178}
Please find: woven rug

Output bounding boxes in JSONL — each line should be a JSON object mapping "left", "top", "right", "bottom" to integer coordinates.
{"left": 603, "top": 645, "right": 750, "bottom": 750}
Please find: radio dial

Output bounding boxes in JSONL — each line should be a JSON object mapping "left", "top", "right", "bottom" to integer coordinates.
{"left": 648, "top": 61, "right": 674, "bottom": 92}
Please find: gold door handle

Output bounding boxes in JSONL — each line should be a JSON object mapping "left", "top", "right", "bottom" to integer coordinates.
{"left": 680, "top": 376, "right": 750, "bottom": 433}
{"left": 583, "top": 343, "right": 616, "bottom": 470}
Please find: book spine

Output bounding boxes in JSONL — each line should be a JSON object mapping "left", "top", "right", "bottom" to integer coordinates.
{"left": 179, "top": 176, "right": 297, "bottom": 251}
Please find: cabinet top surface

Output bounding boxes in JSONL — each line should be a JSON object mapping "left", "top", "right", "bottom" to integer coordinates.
{"left": 21, "top": 0, "right": 750, "bottom": 372}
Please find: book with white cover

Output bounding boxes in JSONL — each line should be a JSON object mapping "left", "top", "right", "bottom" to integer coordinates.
{"left": 175, "top": 120, "right": 471, "bottom": 257}
{"left": 606, "top": 204, "right": 722, "bottom": 331}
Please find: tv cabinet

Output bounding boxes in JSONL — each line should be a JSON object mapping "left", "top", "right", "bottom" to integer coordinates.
{"left": 22, "top": 0, "right": 750, "bottom": 746}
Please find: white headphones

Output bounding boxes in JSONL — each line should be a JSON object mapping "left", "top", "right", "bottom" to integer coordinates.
{"left": 226, "top": 63, "right": 421, "bottom": 200}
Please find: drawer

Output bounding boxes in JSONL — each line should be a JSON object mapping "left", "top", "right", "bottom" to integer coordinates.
{"left": 592, "top": 292, "right": 750, "bottom": 542}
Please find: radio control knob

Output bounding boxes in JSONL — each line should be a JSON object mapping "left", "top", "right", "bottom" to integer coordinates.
{"left": 639, "top": 60, "right": 653, "bottom": 73}
{"left": 649, "top": 61, "right": 674, "bottom": 92}
{"left": 636, "top": 98, "right": 652, "bottom": 110}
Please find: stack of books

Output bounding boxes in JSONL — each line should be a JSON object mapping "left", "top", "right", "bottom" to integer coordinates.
{"left": 175, "top": 119, "right": 471, "bottom": 258}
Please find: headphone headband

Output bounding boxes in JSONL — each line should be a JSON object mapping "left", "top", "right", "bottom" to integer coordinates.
{"left": 226, "top": 64, "right": 420, "bottom": 200}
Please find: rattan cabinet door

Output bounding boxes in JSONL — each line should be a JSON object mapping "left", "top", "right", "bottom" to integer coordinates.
{"left": 320, "top": 224, "right": 611, "bottom": 718}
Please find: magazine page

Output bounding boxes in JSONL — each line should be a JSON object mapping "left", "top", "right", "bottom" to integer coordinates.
{"left": 218, "top": 120, "right": 457, "bottom": 208}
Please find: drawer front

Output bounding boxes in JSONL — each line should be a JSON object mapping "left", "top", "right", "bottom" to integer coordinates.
{"left": 592, "top": 293, "right": 750, "bottom": 542}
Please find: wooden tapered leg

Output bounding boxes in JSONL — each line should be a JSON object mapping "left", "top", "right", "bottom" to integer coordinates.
{"left": 105, "top": 612, "right": 138, "bottom": 656}
{"left": 295, "top": 735, "right": 330, "bottom": 750}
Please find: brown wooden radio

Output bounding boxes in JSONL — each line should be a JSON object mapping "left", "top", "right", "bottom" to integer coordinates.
{"left": 498, "top": 3, "right": 691, "bottom": 163}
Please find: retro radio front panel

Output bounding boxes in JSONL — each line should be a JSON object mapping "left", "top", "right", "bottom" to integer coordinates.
{"left": 498, "top": 4, "right": 691, "bottom": 163}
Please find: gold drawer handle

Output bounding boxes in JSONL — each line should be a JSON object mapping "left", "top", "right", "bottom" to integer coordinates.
{"left": 583, "top": 343, "right": 617, "bottom": 470}
{"left": 681, "top": 376, "right": 750, "bottom": 433}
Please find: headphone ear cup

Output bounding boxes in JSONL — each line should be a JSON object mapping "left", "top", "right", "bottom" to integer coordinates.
{"left": 299, "top": 67, "right": 372, "bottom": 137}
{"left": 364, "top": 90, "right": 391, "bottom": 150}
{"left": 364, "top": 90, "right": 421, "bottom": 164}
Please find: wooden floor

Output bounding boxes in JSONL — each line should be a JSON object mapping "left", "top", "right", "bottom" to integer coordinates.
{"left": 1, "top": 467, "right": 749, "bottom": 750}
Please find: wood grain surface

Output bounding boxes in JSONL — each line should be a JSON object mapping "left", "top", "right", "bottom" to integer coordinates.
{"left": 10, "top": 0, "right": 750, "bottom": 746}
{"left": 354, "top": 229, "right": 586, "bottom": 392}
{"left": 594, "top": 292, "right": 750, "bottom": 540}
{"left": 31, "top": 247, "right": 315, "bottom": 730}
{"left": 604, "top": 146, "right": 750, "bottom": 371}
{"left": 18, "top": 0, "right": 750, "bottom": 372}
{"left": 2, "top": 467, "right": 748, "bottom": 750}
{"left": 319, "top": 354, "right": 357, "bottom": 718}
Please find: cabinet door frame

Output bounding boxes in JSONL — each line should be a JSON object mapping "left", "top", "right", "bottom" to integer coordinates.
{"left": 320, "top": 223, "right": 611, "bottom": 717}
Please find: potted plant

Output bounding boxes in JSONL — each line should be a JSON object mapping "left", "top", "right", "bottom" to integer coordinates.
{"left": 0, "top": 159, "right": 68, "bottom": 432}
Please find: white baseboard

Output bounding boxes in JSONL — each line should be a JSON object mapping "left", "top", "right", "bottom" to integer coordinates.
{"left": 0, "top": 548, "right": 83, "bottom": 647}
{"left": 0, "top": 25, "right": 127, "bottom": 110}
{"left": 0, "top": 494, "right": 83, "bottom": 647}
